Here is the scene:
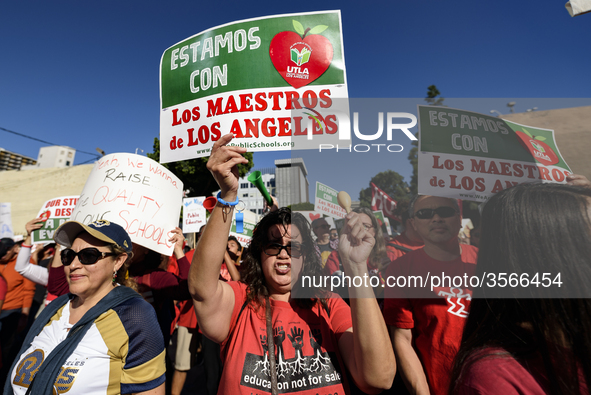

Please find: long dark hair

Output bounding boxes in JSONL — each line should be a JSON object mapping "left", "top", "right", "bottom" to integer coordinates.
{"left": 449, "top": 183, "right": 591, "bottom": 394}
{"left": 240, "top": 207, "right": 327, "bottom": 313}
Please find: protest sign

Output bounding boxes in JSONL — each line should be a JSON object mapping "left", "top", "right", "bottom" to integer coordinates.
{"left": 370, "top": 182, "right": 398, "bottom": 221}
{"left": 182, "top": 197, "right": 207, "bottom": 233}
{"left": 418, "top": 105, "right": 572, "bottom": 202}
{"left": 31, "top": 196, "right": 79, "bottom": 243}
{"left": 384, "top": 217, "right": 393, "bottom": 236}
{"left": 314, "top": 182, "right": 347, "bottom": 219}
{"left": 0, "top": 203, "right": 13, "bottom": 238}
{"left": 70, "top": 153, "right": 183, "bottom": 256}
{"left": 372, "top": 210, "right": 393, "bottom": 236}
{"left": 159, "top": 10, "right": 348, "bottom": 163}
{"left": 229, "top": 209, "right": 258, "bottom": 246}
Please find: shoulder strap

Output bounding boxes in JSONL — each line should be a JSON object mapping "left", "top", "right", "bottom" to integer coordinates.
{"left": 387, "top": 242, "right": 413, "bottom": 253}
{"left": 236, "top": 300, "right": 249, "bottom": 321}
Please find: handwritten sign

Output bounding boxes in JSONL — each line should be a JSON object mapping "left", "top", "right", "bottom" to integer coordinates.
{"left": 0, "top": 203, "right": 13, "bottom": 238}
{"left": 31, "top": 196, "right": 79, "bottom": 243}
{"left": 418, "top": 106, "right": 571, "bottom": 202}
{"left": 159, "top": 11, "right": 348, "bottom": 162}
{"left": 314, "top": 182, "right": 346, "bottom": 219}
{"left": 70, "top": 153, "right": 183, "bottom": 256}
{"left": 182, "top": 197, "right": 207, "bottom": 233}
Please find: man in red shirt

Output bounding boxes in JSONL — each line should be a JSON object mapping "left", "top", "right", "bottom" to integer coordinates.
{"left": 386, "top": 209, "right": 424, "bottom": 262}
{"left": 383, "top": 195, "right": 478, "bottom": 395}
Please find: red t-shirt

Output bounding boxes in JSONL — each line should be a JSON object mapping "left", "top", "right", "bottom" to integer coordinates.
{"left": 386, "top": 233, "right": 424, "bottom": 262}
{"left": 0, "top": 274, "right": 7, "bottom": 302}
{"left": 323, "top": 250, "right": 340, "bottom": 276}
{"left": 47, "top": 265, "right": 68, "bottom": 297}
{"left": 383, "top": 245, "right": 478, "bottom": 395}
{"left": 176, "top": 250, "right": 197, "bottom": 329}
{"left": 219, "top": 281, "right": 352, "bottom": 395}
{"left": 455, "top": 347, "right": 588, "bottom": 395}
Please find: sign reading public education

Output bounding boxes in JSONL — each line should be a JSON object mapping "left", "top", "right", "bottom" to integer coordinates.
{"left": 182, "top": 197, "right": 207, "bottom": 233}
{"left": 31, "top": 196, "right": 79, "bottom": 243}
{"left": 160, "top": 11, "right": 348, "bottom": 162}
{"left": 70, "top": 153, "right": 183, "bottom": 256}
{"left": 418, "top": 106, "right": 571, "bottom": 202}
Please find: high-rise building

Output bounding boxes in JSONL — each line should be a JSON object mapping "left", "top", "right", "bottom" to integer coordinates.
{"left": 213, "top": 157, "right": 310, "bottom": 214}
{"left": 274, "top": 158, "right": 309, "bottom": 208}
{"left": 30, "top": 146, "right": 76, "bottom": 169}
{"left": 0, "top": 148, "right": 36, "bottom": 171}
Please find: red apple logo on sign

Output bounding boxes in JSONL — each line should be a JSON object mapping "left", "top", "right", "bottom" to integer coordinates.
{"left": 515, "top": 128, "right": 559, "bottom": 166}
{"left": 269, "top": 20, "right": 334, "bottom": 89}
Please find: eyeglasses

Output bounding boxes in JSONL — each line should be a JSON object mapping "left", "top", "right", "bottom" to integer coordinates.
{"left": 61, "top": 248, "right": 117, "bottom": 266}
{"left": 413, "top": 207, "right": 458, "bottom": 220}
{"left": 362, "top": 223, "right": 374, "bottom": 231}
{"left": 263, "top": 243, "right": 302, "bottom": 258}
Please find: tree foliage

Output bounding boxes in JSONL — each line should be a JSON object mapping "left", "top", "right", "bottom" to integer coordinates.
{"left": 359, "top": 170, "right": 410, "bottom": 209}
{"left": 408, "top": 134, "right": 418, "bottom": 196}
{"left": 147, "top": 137, "right": 254, "bottom": 197}
{"left": 425, "top": 84, "right": 445, "bottom": 106}
{"left": 288, "top": 202, "right": 315, "bottom": 211}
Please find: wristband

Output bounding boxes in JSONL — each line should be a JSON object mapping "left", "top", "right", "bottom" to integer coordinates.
{"left": 216, "top": 192, "right": 239, "bottom": 206}
{"left": 21, "top": 244, "right": 32, "bottom": 249}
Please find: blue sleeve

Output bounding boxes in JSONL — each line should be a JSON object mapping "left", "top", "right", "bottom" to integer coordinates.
{"left": 115, "top": 298, "right": 166, "bottom": 393}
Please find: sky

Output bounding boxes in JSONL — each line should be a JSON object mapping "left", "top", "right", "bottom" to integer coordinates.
{"left": 1, "top": 0, "right": 590, "bottom": 203}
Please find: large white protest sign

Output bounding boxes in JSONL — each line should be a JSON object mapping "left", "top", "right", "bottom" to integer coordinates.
{"left": 314, "top": 182, "right": 346, "bottom": 218}
{"left": 182, "top": 197, "right": 207, "bottom": 233}
{"left": 418, "top": 106, "right": 571, "bottom": 202}
{"left": 70, "top": 153, "right": 183, "bottom": 256}
{"left": 159, "top": 11, "right": 349, "bottom": 162}
{"left": 31, "top": 196, "right": 79, "bottom": 243}
{"left": 0, "top": 203, "right": 13, "bottom": 238}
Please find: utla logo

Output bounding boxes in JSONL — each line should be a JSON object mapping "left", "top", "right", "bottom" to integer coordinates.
{"left": 291, "top": 43, "right": 311, "bottom": 66}
{"left": 269, "top": 20, "right": 333, "bottom": 89}
{"left": 515, "top": 128, "right": 559, "bottom": 166}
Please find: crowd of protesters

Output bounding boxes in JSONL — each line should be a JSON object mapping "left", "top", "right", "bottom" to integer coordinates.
{"left": 1, "top": 136, "right": 590, "bottom": 394}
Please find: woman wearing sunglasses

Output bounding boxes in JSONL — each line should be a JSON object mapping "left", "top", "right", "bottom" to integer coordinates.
{"left": 188, "top": 134, "right": 394, "bottom": 395}
{"left": 4, "top": 220, "right": 165, "bottom": 395}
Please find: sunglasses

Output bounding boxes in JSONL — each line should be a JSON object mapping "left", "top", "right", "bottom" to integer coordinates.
{"left": 61, "top": 248, "right": 117, "bottom": 266}
{"left": 413, "top": 206, "right": 457, "bottom": 220}
{"left": 263, "top": 243, "right": 302, "bottom": 258}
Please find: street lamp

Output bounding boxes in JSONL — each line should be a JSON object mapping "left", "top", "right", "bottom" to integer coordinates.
{"left": 135, "top": 148, "right": 144, "bottom": 155}
{"left": 490, "top": 110, "right": 502, "bottom": 117}
{"left": 526, "top": 107, "right": 538, "bottom": 112}
{"left": 507, "top": 101, "right": 516, "bottom": 113}
{"left": 96, "top": 148, "right": 106, "bottom": 157}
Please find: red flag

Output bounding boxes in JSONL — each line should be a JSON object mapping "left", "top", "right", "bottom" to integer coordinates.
{"left": 370, "top": 183, "right": 399, "bottom": 221}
